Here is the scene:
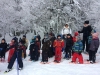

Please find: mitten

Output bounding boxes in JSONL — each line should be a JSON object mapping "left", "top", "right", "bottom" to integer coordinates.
{"left": 78, "top": 31, "right": 80, "bottom": 33}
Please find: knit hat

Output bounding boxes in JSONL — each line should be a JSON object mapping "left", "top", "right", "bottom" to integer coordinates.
{"left": 84, "top": 20, "right": 89, "bottom": 24}
{"left": 92, "top": 33, "right": 99, "bottom": 39}
{"left": 57, "top": 35, "right": 61, "bottom": 38}
{"left": 74, "top": 32, "right": 79, "bottom": 36}
{"left": 12, "top": 37, "right": 18, "bottom": 42}
{"left": 23, "top": 35, "right": 26, "bottom": 38}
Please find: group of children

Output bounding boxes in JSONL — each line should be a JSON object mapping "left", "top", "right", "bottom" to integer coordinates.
{"left": 0, "top": 35, "right": 28, "bottom": 72}
{"left": 0, "top": 22, "right": 99, "bottom": 72}
{"left": 28, "top": 29, "right": 99, "bottom": 64}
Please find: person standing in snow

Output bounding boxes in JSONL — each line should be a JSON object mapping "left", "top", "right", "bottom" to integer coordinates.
{"left": 30, "top": 37, "right": 40, "bottom": 61}
{"left": 0, "top": 38, "right": 7, "bottom": 62}
{"left": 64, "top": 34, "right": 73, "bottom": 60}
{"left": 41, "top": 34, "right": 50, "bottom": 64}
{"left": 73, "top": 32, "right": 79, "bottom": 43}
{"left": 71, "top": 36, "right": 83, "bottom": 64}
{"left": 53, "top": 35, "right": 64, "bottom": 63}
{"left": 61, "top": 24, "right": 72, "bottom": 39}
{"left": 5, "top": 39, "right": 26, "bottom": 72}
{"left": 48, "top": 34, "right": 56, "bottom": 58}
{"left": 7, "top": 37, "right": 18, "bottom": 63}
{"left": 72, "top": 32, "right": 79, "bottom": 55}
{"left": 61, "top": 24, "right": 72, "bottom": 53}
{"left": 29, "top": 36, "right": 36, "bottom": 61}
{"left": 21, "top": 35, "right": 28, "bottom": 59}
{"left": 78, "top": 20, "right": 92, "bottom": 53}
{"left": 87, "top": 32, "right": 99, "bottom": 64}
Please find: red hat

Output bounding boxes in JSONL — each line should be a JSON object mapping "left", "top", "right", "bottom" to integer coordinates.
{"left": 74, "top": 32, "right": 79, "bottom": 36}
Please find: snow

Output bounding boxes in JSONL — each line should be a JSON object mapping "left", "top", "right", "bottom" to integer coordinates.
{"left": 0, "top": 0, "right": 100, "bottom": 74}
{"left": 0, "top": 43, "right": 100, "bottom": 75}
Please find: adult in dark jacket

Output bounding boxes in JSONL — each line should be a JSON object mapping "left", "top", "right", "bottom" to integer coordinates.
{"left": 65, "top": 34, "right": 73, "bottom": 59}
{"left": 0, "top": 38, "right": 7, "bottom": 61}
{"left": 41, "top": 35, "right": 50, "bottom": 64}
{"left": 78, "top": 20, "right": 92, "bottom": 52}
{"left": 88, "top": 33, "right": 99, "bottom": 64}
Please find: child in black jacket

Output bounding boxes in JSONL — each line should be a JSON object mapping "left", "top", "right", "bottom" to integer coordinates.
{"left": 65, "top": 34, "right": 73, "bottom": 60}
{"left": 0, "top": 38, "right": 7, "bottom": 62}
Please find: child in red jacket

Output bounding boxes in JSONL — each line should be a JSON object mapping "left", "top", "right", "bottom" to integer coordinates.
{"left": 8, "top": 38, "right": 17, "bottom": 63}
{"left": 53, "top": 35, "right": 64, "bottom": 63}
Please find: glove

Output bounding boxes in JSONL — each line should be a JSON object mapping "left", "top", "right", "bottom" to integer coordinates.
{"left": 78, "top": 31, "right": 80, "bottom": 33}
{"left": 78, "top": 52, "right": 81, "bottom": 55}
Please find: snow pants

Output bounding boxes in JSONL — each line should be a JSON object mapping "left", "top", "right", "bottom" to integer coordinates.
{"left": 72, "top": 52, "right": 83, "bottom": 64}
{"left": 0, "top": 49, "right": 6, "bottom": 59}
{"left": 65, "top": 47, "right": 71, "bottom": 58}
{"left": 30, "top": 49, "right": 39, "bottom": 61}
{"left": 54, "top": 47, "right": 62, "bottom": 62}
{"left": 42, "top": 51, "right": 48, "bottom": 62}
{"left": 48, "top": 47, "right": 54, "bottom": 58}
{"left": 89, "top": 50, "right": 97, "bottom": 62}
{"left": 8, "top": 50, "right": 23, "bottom": 69}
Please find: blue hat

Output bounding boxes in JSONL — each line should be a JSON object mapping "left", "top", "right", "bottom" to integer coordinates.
{"left": 57, "top": 35, "right": 61, "bottom": 38}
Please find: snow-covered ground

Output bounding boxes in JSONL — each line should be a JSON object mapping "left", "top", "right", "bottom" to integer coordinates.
{"left": 0, "top": 0, "right": 100, "bottom": 74}
{"left": 0, "top": 43, "right": 100, "bottom": 75}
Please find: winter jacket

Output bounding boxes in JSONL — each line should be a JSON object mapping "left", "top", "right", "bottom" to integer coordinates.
{"left": 30, "top": 41, "right": 40, "bottom": 52}
{"left": 8, "top": 41, "right": 18, "bottom": 62}
{"left": 0, "top": 43, "right": 7, "bottom": 58}
{"left": 88, "top": 31, "right": 98, "bottom": 44}
{"left": 21, "top": 38, "right": 28, "bottom": 48}
{"left": 66, "top": 38, "right": 73, "bottom": 48}
{"left": 78, "top": 25, "right": 92, "bottom": 37}
{"left": 35, "top": 41, "right": 41, "bottom": 50}
{"left": 61, "top": 26, "right": 72, "bottom": 35}
{"left": 72, "top": 41, "right": 83, "bottom": 53}
{"left": 42, "top": 39, "right": 50, "bottom": 52}
{"left": 88, "top": 36, "right": 92, "bottom": 44}
{"left": 49, "top": 36, "right": 56, "bottom": 47}
{"left": 89, "top": 38, "right": 99, "bottom": 51}
{"left": 53, "top": 39, "right": 64, "bottom": 48}
{"left": 0, "top": 43, "right": 7, "bottom": 52}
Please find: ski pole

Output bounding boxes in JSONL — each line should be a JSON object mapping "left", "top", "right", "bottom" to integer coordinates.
{"left": 16, "top": 51, "right": 19, "bottom": 75}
